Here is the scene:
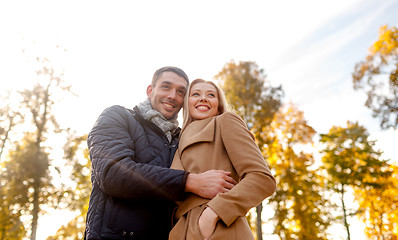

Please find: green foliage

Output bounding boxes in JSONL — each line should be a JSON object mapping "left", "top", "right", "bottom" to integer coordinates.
{"left": 352, "top": 25, "right": 398, "bottom": 129}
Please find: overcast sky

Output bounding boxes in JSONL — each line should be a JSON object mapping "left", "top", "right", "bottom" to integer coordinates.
{"left": 1, "top": 0, "right": 397, "bottom": 239}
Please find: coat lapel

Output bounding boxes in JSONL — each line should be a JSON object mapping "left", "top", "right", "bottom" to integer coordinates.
{"left": 178, "top": 116, "right": 216, "bottom": 156}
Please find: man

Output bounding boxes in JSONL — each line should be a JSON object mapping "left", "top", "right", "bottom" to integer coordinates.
{"left": 84, "top": 66, "right": 236, "bottom": 240}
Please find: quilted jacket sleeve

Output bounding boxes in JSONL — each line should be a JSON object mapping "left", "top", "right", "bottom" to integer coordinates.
{"left": 88, "top": 105, "right": 187, "bottom": 201}
{"left": 207, "top": 112, "right": 276, "bottom": 226}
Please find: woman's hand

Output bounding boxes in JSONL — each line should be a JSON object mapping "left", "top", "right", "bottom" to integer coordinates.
{"left": 198, "top": 207, "right": 220, "bottom": 240}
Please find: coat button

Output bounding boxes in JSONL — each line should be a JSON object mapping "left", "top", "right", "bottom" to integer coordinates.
{"left": 122, "top": 231, "right": 127, "bottom": 235}
{"left": 130, "top": 232, "right": 134, "bottom": 236}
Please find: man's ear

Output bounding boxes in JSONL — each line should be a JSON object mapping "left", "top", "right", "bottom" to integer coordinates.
{"left": 146, "top": 85, "right": 153, "bottom": 98}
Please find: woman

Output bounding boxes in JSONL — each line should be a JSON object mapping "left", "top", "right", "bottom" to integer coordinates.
{"left": 169, "top": 79, "right": 276, "bottom": 240}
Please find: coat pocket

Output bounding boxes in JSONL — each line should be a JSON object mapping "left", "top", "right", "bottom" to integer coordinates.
{"left": 180, "top": 205, "right": 251, "bottom": 240}
{"left": 186, "top": 205, "right": 207, "bottom": 240}
{"left": 197, "top": 205, "right": 208, "bottom": 240}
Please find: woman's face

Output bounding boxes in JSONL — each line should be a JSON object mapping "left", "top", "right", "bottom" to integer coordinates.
{"left": 188, "top": 82, "right": 219, "bottom": 121}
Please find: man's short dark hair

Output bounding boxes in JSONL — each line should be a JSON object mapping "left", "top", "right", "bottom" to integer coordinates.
{"left": 152, "top": 66, "right": 189, "bottom": 86}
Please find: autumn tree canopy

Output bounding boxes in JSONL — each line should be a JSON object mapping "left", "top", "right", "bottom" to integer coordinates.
{"left": 353, "top": 25, "right": 398, "bottom": 129}
{"left": 267, "top": 104, "right": 331, "bottom": 240}
{"left": 319, "top": 121, "right": 393, "bottom": 240}
{"left": 215, "top": 60, "right": 283, "bottom": 240}
{"left": 0, "top": 57, "right": 73, "bottom": 240}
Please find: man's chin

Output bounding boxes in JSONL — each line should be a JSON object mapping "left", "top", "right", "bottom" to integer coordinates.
{"left": 166, "top": 115, "right": 178, "bottom": 120}
{"left": 162, "top": 111, "right": 178, "bottom": 120}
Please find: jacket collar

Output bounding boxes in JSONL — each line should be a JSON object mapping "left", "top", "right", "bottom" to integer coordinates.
{"left": 178, "top": 116, "right": 216, "bottom": 155}
{"left": 131, "top": 106, "right": 181, "bottom": 142}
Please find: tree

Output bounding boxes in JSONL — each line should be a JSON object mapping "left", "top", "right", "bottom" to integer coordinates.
{"left": 354, "top": 163, "right": 397, "bottom": 239}
{"left": 0, "top": 158, "right": 26, "bottom": 240}
{"left": 0, "top": 91, "right": 23, "bottom": 159}
{"left": 47, "top": 134, "right": 91, "bottom": 240}
{"left": 1, "top": 93, "right": 24, "bottom": 240}
{"left": 1, "top": 133, "right": 47, "bottom": 240}
{"left": 319, "top": 121, "right": 390, "bottom": 240}
{"left": 215, "top": 60, "right": 283, "bottom": 239}
{"left": 216, "top": 60, "right": 283, "bottom": 129}
{"left": 266, "top": 103, "right": 330, "bottom": 240}
{"left": 14, "top": 57, "right": 71, "bottom": 240}
{"left": 352, "top": 25, "right": 398, "bottom": 129}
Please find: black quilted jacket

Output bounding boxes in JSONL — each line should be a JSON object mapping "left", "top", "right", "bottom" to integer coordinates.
{"left": 85, "top": 105, "right": 187, "bottom": 240}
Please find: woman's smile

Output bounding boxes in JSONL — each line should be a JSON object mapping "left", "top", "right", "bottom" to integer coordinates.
{"left": 188, "top": 82, "right": 219, "bottom": 121}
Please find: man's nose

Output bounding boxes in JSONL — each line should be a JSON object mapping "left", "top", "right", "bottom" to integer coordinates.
{"left": 167, "top": 90, "right": 177, "bottom": 99}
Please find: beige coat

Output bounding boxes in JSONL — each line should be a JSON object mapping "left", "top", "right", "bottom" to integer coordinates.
{"left": 169, "top": 112, "right": 276, "bottom": 240}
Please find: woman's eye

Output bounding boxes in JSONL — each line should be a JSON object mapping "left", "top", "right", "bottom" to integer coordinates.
{"left": 192, "top": 93, "right": 199, "bottom": 96}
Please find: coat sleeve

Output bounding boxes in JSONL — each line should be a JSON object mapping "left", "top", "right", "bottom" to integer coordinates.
{"left": 88, "top": 105, "right": 187, "bottom": 201}
{"left": 206, "top": 112, "right": 276, "bottom": 226}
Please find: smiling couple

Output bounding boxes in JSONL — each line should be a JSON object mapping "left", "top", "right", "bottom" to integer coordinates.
{"left": 84, "top": 66, "right": 276, "bottom": 240}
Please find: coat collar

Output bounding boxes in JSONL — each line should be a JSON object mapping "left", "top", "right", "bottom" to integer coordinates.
{"left": 131, "top": 106, "right": 181, "bottom": 142}
{"left": 178, "top": 116, "right": 216, "bottom": 155}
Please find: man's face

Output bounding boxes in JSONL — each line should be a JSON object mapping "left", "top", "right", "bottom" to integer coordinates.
{"left": 146, "top": 71, "right": 187, "bottom": 120}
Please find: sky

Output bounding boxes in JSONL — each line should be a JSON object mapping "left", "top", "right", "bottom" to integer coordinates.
{"left": 1, "top": 0, "right": 397, "bottom": 239}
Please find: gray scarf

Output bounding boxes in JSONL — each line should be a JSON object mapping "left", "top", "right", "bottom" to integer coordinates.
{"left": 137, "top": 98, "right": 179, "bottom": 142}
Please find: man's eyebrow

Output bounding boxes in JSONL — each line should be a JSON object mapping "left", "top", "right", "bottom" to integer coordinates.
{"left": 159, "top": 80, "right": 172, "bottom": 85}
{"left": 159, "top": 80, "right": 187, "bottom": 90}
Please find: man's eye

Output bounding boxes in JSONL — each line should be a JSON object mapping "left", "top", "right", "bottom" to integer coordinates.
{"left": 177, "top": 90, "right": 185, "bottom": 95}
{"left": 162, "top": 85, "right": 170, "bottom": 90}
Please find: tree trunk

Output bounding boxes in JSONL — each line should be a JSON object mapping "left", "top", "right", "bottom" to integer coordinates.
{"left": 30, "top": 179, "right": 40, "bottom": 240}
{"left": 30, "top": 140, "right": 42, "bottom": 240}
{"left": 1, "top": 227, "right": 5, "bottom": 240}
{"left": 256, "top": 203, "right": 263, "bottom": 240}
{"left": 29, "top": 84, "right": 48, "bottom": 240}
{"left": 341, "top": 185, "right": 351, "bottom": 240}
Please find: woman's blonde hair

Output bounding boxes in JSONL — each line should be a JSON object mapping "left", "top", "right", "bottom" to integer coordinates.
{"left": 182, "top": 79, "right": 229, "bottom": 129}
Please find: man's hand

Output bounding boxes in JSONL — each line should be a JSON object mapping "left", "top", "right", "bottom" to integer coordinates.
{"left": 199, "top": 207, "right": 219, "bottom": 240}
{"left": 185, "top": 170, "right": 237, "bottom": 199}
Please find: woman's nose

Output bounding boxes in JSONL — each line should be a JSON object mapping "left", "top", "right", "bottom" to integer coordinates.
{"left": 199, "top": 95, "right": 207, "bottom": 102}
